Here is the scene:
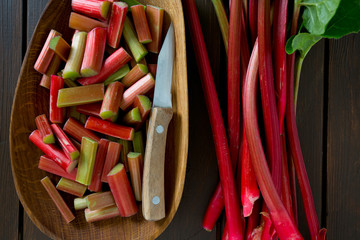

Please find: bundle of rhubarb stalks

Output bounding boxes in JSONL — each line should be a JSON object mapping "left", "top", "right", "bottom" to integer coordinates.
{"left": 29, "top": 0, "right": 166, "bottom": 223}
{"left": 184, "top": 0, "right": 359, "bottom": 239}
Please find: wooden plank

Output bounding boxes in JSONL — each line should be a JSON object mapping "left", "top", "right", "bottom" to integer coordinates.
{"left": 327, "top": 34, "right": 360, "bottom": 239}
{"left": 0, "top": 0, "right": 23, "bottom": 239}
{"left": 158, "top": 0, "right": 221, "bottom": 239}
{"left": 23, "top": 1, "right": 51, "bottom": 239}
{"left": 295, "top": 40, "right": 325, "bottom": 238}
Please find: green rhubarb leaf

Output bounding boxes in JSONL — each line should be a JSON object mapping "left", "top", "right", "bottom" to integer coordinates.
{"left": 322, "top": 0, "right": 360, "bottom": 38}
{"left": 300, "top": 0, "right": 340, "bottom": 35}
{"left": 285, "top": 33, "right": 322, "bottom": 58}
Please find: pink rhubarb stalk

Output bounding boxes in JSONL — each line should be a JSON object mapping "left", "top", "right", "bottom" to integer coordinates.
{"left": 85, "top": 205, "right": 120, "bottom": 222}
{"left": 243, "top": 39, "right": 302, "bottom": 239}
{"left": 72, "top": 0, "right": 111, "bottom": 21}
{"left": 100, "top": 82, "right": 124, "bottom": 120}
{"left": 69, "top": 12, "right": 108, "bottom": 32}
{"left": 34, "top": 30, "right": 61, "bottom": 74}
{"left": 107, "top": 2, "right": 128, "bottom": 49}
{"left": 145, "top": 5, "right": 164, "bottom": 53}
{"left": 35, "top": 114, "right": 55, "bottom": 144}
{"left": 184, "top": 0, "right": 243, "bottom": 238}
{"left": 51, "top": 123, "right": 80, "bottom": 161}
{"left": 87, "top": 191, "right": 115, "bottom": 211}
{"left": 41, "top": 176, "right": 75, "bottom": 223}
{"left": 272, "top": 0, "right": 288, "bottom": 134}
{"left": 38, "top": 156, "right": 77, "bottom": 181}
{"left": 50, "top": 75, "right": 64, "bottom": 124}
{"left": 131, "top": 5, "right": 152, "bottom": 44}
{"left": 76, "top": 102, "right": 102, "bottom": 118}
{"left": 81, "top": 27, "right": 107, "bottom": 77}
{"left": 30, "top": 130, "right": 77, "bottom": 173}
{"left": 77, "top": 47, "right": 132, "bottom": 85}
{"left": 101, "top": 141, "right": 122, "bottom": 183}
{"left": 107, "top": 163, "right": 138, "bottom": 217}
{"left": 56, "top": 177, "right": 87, "bottom": 197}
{"left": 63, "top": 117, "right": 101, "bottom": 143}
{"left": 88, "top": 139, "right": 110, "bottom": 192}
{"left": 85, "top": 116, "right": 135, "bottom": 140}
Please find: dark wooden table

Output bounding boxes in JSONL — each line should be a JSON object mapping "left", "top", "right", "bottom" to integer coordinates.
{"left": 1, "top": 0, "right": 359, "bottom": 239}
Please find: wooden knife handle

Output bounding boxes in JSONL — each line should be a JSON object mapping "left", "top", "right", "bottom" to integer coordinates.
{"left": 142, "top": 107, "right": 173, "bottom": 221}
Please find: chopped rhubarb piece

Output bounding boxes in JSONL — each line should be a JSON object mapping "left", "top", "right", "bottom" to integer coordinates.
{"left": 100, "top": 82, "right": 124, "bottom": 120}
{"left": 81, "top": 27, "right": 107, "bottom": 77}
{"left": 35, "top": 114, "right": 55, "bottom": 144}
{"left": 104, "top": 64, "right": 130, "bottom": 86}
{"left": 132, "top": 131, "right": 144, "bottom": 157}
{"left": 77, "top": 47, "right": 132, "bottom": 85}
{"left": 145, "top": 5, "right": 164, "bottom": 53}
{"left": 85, "top": 116, "right": 135, "bottom": 140}
{"left": 147, "top": 63, "right": 157, "bottom": 77}
{"left": 38, "top": 156, "right": 77, "bottom": 181}
{"left": 131, "top": 5, "right": 152, "bottom": 44}
{"left": 50, "top": 75, "right": 64, "bottom": 124}
{"left": 34, "top": 30, "right": 62, "bottom": 74}
{"left": 85, "top": 205, "right": 120, "bottom": 222}
{"left": 122, "top": 107, "right": 141, "bottom": 127}
{"left": 49, "top": 36, "right": 71, "bottom": 61}
{"left": 76, "top": 137, "right": 98, "bottom": 185}
{"left": 74, "top": 196, "right": 88, "bottom": 210}
{"left": 76, "top": 102, "right": 102, "bottom": 118}
{"left": 30, "top": 130, "right": 78, "bottom": 173}
{"left": 69, "top": 12, "right": 108, "bottom": 32}
{"left": 107, "top": 2, "right": 128, "bottom": 48}
{"left": 40, "top": 55, "right": 62, "bottom": 89}
{"left": 88, "top": 139, "right": 110, "bottom": 192}
{"left": 64, "top": 78, "right": 79, "bottom": 88}
{"left": 121, "top": 64, "right": 148, "bottom": 87}
{"left": 107, "top": 163, "right": 138, "bottom": 217}
{"left": 63, "top": 117, "right": 101, "bottom": 143}
{"left": 87, "top": 191, "right": 115, "bottom": 210}
{"left": 56, "top": 177, "right": 87, "bottom": 197}
{"left": 118, "top": 139, "right": 132, "bottom": 171}
{"left": 57, "top": 84, "right": 105, "bottom": 107}
{"left": 123, "top": 17, "right": 148, "bottom": 62}
{"left": 127, "top": 152, "right": 143, "bottom": 201}
{"left": 72, "top": 0, "right": 111, "bottom": 21}
{"left": 51, "top": 124, "right": 80, "bottom": 160}
{"left": 41, "top": 176, "right": 75, "bottom": 223}
{"left": 63, "top": 31, "right": 87, "bottom": 80}
{"left": 133, "top": 95, "right": 151, "bottom": 120}
{"left": 119, "top": 73, "right": 155, "bottom": 110}
{"left": 101, "top": 141, "right": 121, "bottom": 182}
{"left": 130, "top": 57, "right": 147, "bottom": 68}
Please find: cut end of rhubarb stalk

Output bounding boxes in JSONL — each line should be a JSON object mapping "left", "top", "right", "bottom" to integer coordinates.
{"left": 66, "top": 160, "right": 79, "bottom": 173}
{"left": 242, "top": 196, "right": 259, "bottom": 217}
{"left": 81, "top": 68, "right": 99, "bottom": 78}
{"left": 100, "top": 110, "right": 117, "bottom": 120}
{"left": 74, "top": 196, "right": 88, "bottom": 210}
{"left": 100, "top": 1, "right": 111, "bottom": 19}
{"left": 42, "top": 134, "right": 55, "bottom": 144}
{"left": 108, "top": 163, "right": 124, "bottom": 176}
{"left": 127, "top": 152, "right": 141, "bottom": 158}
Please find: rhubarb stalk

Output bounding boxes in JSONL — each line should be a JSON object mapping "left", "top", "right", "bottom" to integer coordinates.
{"left": 50, "top": 75, "right": 64, "bottom": 124}
{"left": 63, "top": 31, "right": 87, "bottom": 80}
{"left": 41, "top": 176, "right": 75, "bottom": 223}
{"left": 38, "top": 156, "right": 77, "bottom": 181}
{"left": 76, "top": 137, "right": 98, "bottom": 185}
{"left": 145, "top": 5, "right": 164, "bottom": 53}
{"left": 72, "top": 0, "right": 111, "bottom": 21}
{"left": 100, "top": 82, "right": 124, "bottom": 120}
{"left": 34, "top": 30, "right": 61, "bottom": 74}
{"left": 87, "top": 191, "right": 115, "bottom": 211}
{"left": 49, "top": 36, "right": 71, "bottom": 61}
{"left": 69, "top": 12, "right": 108, "bottom": 32}
{"left": 40, "top": 55, "right": 62, "bottom": 89}
{"left": 63, "top": 117, "right": 101, "bottom": 143}
{"left": 85, "top": 205, "right": 120, "bottom": 222}
{"left": 51, "top": 123, "right": 80, "bottom": 161}
{"left": 127, "top": 152, "right": 143, "bottom": 201}
{"left": 131, "top": 5, "right": 152, "bottom": 44}
{"left": 184, "top": 0, "right": 243, "bottom": 238}
{"left": 101, "top": 141, "right": 122, "bottom": 183}
{"left": 88, "top": 139, "right": 110, "bottom": 192}
{"left": 211, "top": 0, "right": 229, "bottom": 53}
{"left": 107, "top": 2, "right": 128, "bottom": 49}
{"left": 121, "top": 64, "right": 148, "bottom": 87}
{"left": 35, "top": 114, "right": 55, "bottom": 144}
{"left": 243, "top": 39, "right": 302, "bottom": 239}
{"left": 56, "top": 177, "right": 87, "bottom": 197}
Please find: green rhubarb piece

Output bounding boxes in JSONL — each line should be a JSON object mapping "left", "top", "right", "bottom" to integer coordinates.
{"left": 123, "top": 17, "right": 148, "bottom": 62}
{"left": 76, "top": 137, "right": 98, "bottom": 185}
{"left": 132, "top": 131, "right": 144, "bottom": 157}
{"left": 104, "top": 64, "right": 130, "bottom": 86}
{"left": 74, "top": 196, "right": 88, "bottom": 210}
{"left": 122, "top": 107, "right": 142, "bottom": 125}
{"left": 57, "top": 84, "right": 104, "bottom": 107}
{"left": 43, "top": 134, "right": 55, "bottom": 144}
{"left": 63, "top": 31, "right": 87, "bottom": 80}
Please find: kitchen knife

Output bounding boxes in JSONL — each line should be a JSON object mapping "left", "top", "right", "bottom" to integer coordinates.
{"left": 142, "top": 23, "right": 175, "bottom": 221}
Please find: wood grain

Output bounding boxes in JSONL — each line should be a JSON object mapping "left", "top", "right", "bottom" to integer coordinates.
{"left": 295, "top": 39, "right": 325, "bottom": 238}
{"left": 327, "top": 34, "right": 360, "bottom": 239}
{"left": 10, "top": 0, "right": 188, "bottom": 239}
{"left": 0, "top": 0, "right": 23, "bottom": 239}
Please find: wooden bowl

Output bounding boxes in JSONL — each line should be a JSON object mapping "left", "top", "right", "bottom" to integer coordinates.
{"left": 10, "top": 0, "right": 188, "bottom": 239}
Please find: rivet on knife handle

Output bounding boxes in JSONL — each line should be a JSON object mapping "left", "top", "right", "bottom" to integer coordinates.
{"left": 142, "top": 107, "right": 173, "bottom": 221}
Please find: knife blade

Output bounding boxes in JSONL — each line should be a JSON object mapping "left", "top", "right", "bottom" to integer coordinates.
{"left": 142, "top": 23, "right": 175, "bottom": 221}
